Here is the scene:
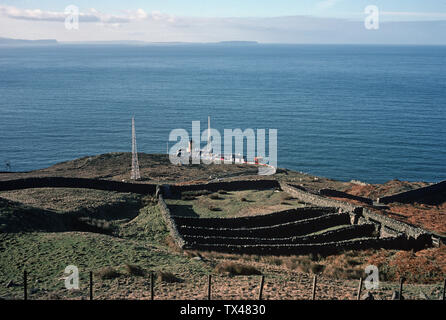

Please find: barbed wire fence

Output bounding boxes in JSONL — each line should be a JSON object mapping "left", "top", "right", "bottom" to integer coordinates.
{"left": 13, "top": 270, "right": 446, "bottom": 301}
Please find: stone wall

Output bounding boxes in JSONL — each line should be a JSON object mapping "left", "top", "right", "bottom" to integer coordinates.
{"left": 186, "top": 235, "right": 413, "bottom": 255}
{"left": 160, "top": 181, "right": 433, "bottom": 254}
{"left": 377, "top": 180, "right": 446, "bottom": 204}
{"left": 182, "top": 224, "right": 376, "bottom": 246}
{"left": 169, "top": 179, "right": 280, "bottom": 196}
{"left": 158, "top": 180, "right": 436, "bottom": 254}
{"left": 0, "top": 177, "right": 157, "bottom": 195}
{"left": 157, "top": 194, "right": 186, "bottom": 248}
{"left": 173, "top": 207, "right": 336, "bottom": 229}
{"left": 319, "top": 188, "right": 374, "bottom": 205}
{"left": 280, "top": 182, "right": 360, "bottom": 213}
{"left": 177, "top": 213, "right": 351, "bottom": 238}
{"left": 361, "top": 208, "right": 430, "bottom": 241}
{"left": 280, "top": 182, "right": 433, "bottom": 245}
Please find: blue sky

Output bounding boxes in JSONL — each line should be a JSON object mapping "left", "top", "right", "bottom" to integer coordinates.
{"left": 0, "top": 1, "right": 445, "bottom": 43}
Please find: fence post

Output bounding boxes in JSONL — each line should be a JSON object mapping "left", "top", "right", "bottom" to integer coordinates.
{"left": 151, "top": 272, "right": 154, "bottom": 300}
{"left": 23, "top": 270, "right": 27, "bottom": 301}
{"left": 207, "top": 275, "right": 212, "bottom": 300}
{"left": 399, "top": 277, "right": 405, "bottom": 300}
{"left": 89, "top": 271, "right": 93, "bottom": 300}
{"left": 312, "top": 275, "right": 317, "bottom": 300}
{"left": 443, "top": 279, "right": 445, "bottom": 301}
{"left": 356, "top": 277, "right": 363, "bottom": 300}
{"left": 258, "top": 275, "right": 265, "bottom": 300}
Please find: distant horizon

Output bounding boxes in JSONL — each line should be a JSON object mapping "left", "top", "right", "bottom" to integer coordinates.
{"left": 0, "top": 1, "right": 445, "bottom": 45}
{"left": 2, "top": 36, "right": 446, "bottom": 47}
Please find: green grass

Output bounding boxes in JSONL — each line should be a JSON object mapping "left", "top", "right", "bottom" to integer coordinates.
{"left": 166, "top": 189, "right": 306, "bottom": 218}
{"left": 0, "top": 188, "right": 141, "bottom": 215}
{"left": 0, "top": 198, "right": 211, "bottom": 300}
{"left": 0, "top": 230, "right": 210, "bottom": 299}
{"left": 0, "top": 190, "right": 143, "bottom": 234}
{"left": 305, "top": 224, "right": 351, "bottom": 236}
{"left": 118, "top": 203, "right": 170, "bottom": 243}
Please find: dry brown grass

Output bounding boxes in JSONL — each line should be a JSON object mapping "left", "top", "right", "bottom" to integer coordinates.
{"left": 124, "top": 264, "right": 145, "bottom": 277}
{"left": 215, "top": 262, "right": 262, "bottom": 276}
{"left": 156, "top": 271, "right": 183, "bottom": 283}
{"left": 367, "top": 246, "right": 446, "bottom": 283}
{"left": 186, "top": 246, "right": 445, "bottom": 285}
{"left": 346, "top": 180, "right": 428, "bottom": 199}
{"left": 342, "top": 180, "right": 445, "bottom": 235}
{"left": 281, "top": 194, "right": 295, "bottom": 201}
{"left": 388, "top": 202, "right": 446, "bottom": 235}
{"left": 209, "top": 194, "right": 222, "bottom": 200}
{"left": 164, "top": 235, "right": 182, "bottom": 253}
{"left": 95, "top": 267, "right": 121, "bottom": 280}
{"left": 199, "top": 250, "right": 373, "bottom": 281}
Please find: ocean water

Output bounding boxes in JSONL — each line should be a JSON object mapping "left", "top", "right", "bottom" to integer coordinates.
{"left": 0, "top": 44, "right": 445, "bottom": 183}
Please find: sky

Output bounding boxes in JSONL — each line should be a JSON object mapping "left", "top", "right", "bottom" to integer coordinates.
{"left": 0, "top": 0, "right": 445, "bottom": 44}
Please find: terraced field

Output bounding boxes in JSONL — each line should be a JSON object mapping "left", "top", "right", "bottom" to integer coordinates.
{"left": 165, "top": 190, "right": 403, "bottom": 256}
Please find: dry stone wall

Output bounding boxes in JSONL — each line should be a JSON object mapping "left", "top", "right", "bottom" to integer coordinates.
{"left": 187, "top": 235, "right": 413, "bottom": 255}
{"left": 157, "top": 194, "right": 186, "bottom": 248}
{"left": 158, "top": 180, "right": 435, "bottom": 254}
{"left": 172, "top": 207, "right": 336, "bottom": 229}
{"left": 280, "top": 182, "right": 360, "bottom": 213}
{"left": 182, "top": 224, "right": 376, "bottom": 246}
{"left": 177, "top": 213, "right": 352, "bottom": 238}
{"left": 377, "top": 180, "right": 446, "bottom": 204}
{"left": 280, "top": 182, "right": 432, "bottom": 245}
{"left": 0, "top": 177, "right": 157, "bottom": 195}
{"left": 319, "top": 188, "right": 374, "bottom": 205}
{"left": 169, "top": 179, "right": 280, "bottom": 195}
{"left": 361, "top": 208, "right": 430, "bottom": 242}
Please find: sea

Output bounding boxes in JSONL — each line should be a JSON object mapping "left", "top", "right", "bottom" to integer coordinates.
{"left": 0, "top": 44, "right": 445, "bottom": 184}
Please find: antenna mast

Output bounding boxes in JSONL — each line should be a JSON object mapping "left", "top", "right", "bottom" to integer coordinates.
{"left": 131, "top": 116, "right": 141, "bottom": 180}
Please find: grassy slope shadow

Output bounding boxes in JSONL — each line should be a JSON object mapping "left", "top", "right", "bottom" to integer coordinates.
{"left": 0, "top": 196, "right": 142, "bottom": 235}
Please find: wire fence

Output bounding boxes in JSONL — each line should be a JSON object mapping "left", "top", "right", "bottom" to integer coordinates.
{"left": 9, "top": 270, "right": 446, "bottom": 301}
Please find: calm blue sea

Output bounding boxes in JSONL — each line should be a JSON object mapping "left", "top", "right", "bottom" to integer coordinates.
{"left": 0, "top": 44, "right": 445, "bottom": 183}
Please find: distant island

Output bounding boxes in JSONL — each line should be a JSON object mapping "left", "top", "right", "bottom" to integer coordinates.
{"left": 61, "top": 40, "right": 259, "bottom": 45}
{"left": 215, "top": 41, "right": 259, "bottom": 45}
{"left": 0, "top": 37, "right": 58, "bottom": 46}
{"left": 0, "top": 37, "right": 259, "bottom": 47}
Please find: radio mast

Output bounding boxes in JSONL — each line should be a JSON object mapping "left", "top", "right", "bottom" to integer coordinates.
{"left": 131, "top": 116, "right": 141, "bottom": 180}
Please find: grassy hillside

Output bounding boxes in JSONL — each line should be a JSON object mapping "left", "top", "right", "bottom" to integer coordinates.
{"left": 0, "top": 196, "right": 211, "bottom": 300}
{"left": 166, "top": 189, "right": 306, "bottom": 218}
{"left": 1, "top": 153, "right": 445, "bottom": 300}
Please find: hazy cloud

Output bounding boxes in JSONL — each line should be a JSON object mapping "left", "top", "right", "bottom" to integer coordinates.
{"left": 316, "top": 0, "right": 340, "bottom": 10}
{"left": 0, "top": 5, "right": 175, "bottom": 25}
{"left": 0, "top": 5, "right": 445, "bottom": 44}
{"left": 381, "top": 11, "right": 446, "bottom": 18}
